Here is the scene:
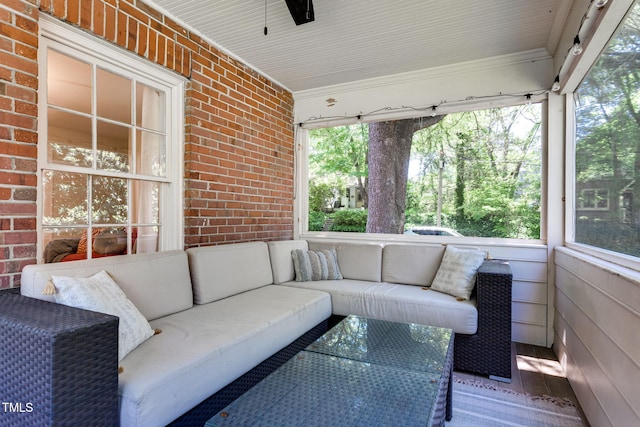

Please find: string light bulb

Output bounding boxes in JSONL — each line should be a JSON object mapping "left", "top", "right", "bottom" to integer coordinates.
{"left": 298, "top": 90, "right": 549, "bottom": 126}
{"left": 572, "top": 35, "right": 583, "bottom": 55}
{"left": 552, "top": 75, "right": 561, "bottom": 92}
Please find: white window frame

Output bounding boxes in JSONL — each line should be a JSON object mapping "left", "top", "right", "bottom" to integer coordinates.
{"left": 37, "top": 16, "right": 185, "bottom": 262}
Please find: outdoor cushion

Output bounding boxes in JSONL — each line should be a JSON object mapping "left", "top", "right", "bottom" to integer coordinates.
{"left": 20, "top": 250, "right": 193, "bottom": 321}
{"left": 382, "top": 243, "right": 446, "bottom": 286}
{"left": 267, "top": 240, "right": 309, "bottom": 284}
{"left": 308, "top": 241, "right": 383, "bottom": 282}
{"left": 187, "top": 242, "right": 274, "bottom": 304}
{"left": 282, "top": 278, "right": 477, "bottom": 334}
{"left": 50, "top": 270, "right": 154, "bottom": 361}
{"left": 431, "top": 246, "right": 487, "bottom": 300}
{"left": 291, "top": 249, "right": 343, "bottom": 281}
{"left": 118, "top": 285, "right": 331, "bottom": 427}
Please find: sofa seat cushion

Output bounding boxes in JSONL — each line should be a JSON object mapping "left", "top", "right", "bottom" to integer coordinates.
{"left": 282, "top": 279, "right": 477, "bottom": 335}
{"left": 117, "top": 285, "right": 331, "bottom": 427}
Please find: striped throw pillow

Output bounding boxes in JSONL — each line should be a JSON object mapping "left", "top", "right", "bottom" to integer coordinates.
{"left": 291, "top": 249, "right": 343, "bottom": 282}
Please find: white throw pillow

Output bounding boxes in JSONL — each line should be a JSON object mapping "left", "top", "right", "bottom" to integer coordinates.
{"left": 430, "top": 246, "right": 487, "bottom": 300}
{"left": 51, "top": 270, "right": 154, "bottom": 361}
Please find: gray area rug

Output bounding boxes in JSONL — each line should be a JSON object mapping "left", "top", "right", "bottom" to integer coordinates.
{"left": 448, "top": 379, "right": 586, "bottom": 426}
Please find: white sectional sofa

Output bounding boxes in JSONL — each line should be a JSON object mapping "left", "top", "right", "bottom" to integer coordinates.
{"left": 18, "top": 242, "right": 331, "bottom": 427}
{"left": 268, "top": 240, "right": 478, "bottom": 334}
{"left": 11, "top": 238, "right": 511, "bottom": 426}
{"left": 269, "top": 239, "right": 513, "bottom": 384}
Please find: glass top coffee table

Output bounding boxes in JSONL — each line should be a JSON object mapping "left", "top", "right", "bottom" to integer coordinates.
{"left": 205, "top": 315, "right": 454, "bottom": 427}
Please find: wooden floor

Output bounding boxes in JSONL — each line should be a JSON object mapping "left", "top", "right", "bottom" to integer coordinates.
{"left": 453, "top": 342, "right": 590, "bottom": 426}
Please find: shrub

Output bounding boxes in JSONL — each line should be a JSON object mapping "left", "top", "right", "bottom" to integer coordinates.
{"left": 330, "top": 209, "right": 368, "bottom": 232}
{"left": 308, "top": 211, "right": 326, "bottom": 231}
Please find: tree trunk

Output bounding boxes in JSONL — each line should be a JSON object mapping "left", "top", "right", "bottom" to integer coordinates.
{"left": 367, "top": 116, "right": 445, "bottom": 234}
{"left": 455, "top": 135, "right": 466, "bottom": 217}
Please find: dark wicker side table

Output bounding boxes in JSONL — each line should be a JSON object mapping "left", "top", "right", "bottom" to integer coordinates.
{"left": 454, "top": 259, "right": 513, "bottom": 381}
{"left": 0, "top": 291, "right": 119, "bottom": 426}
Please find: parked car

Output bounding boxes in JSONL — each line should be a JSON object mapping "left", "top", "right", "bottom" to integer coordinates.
{"left": 404, "top": 226, "right": 463, "bottom": 237}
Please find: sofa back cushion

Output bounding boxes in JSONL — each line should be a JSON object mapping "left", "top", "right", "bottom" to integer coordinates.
{"left": 308, "top": 241, "right": 383, "bottom": 282}
{"left": 382, "top": 244, "right": 446, "bottom": 286}
{"left": 187, "top": 242, "right": 274, "bottom": 304}
{"left": 20, "top": 250, "right": 193, "bottom": 321}
{"left": 267, "top": 240, "right": 309, "bottom": 284}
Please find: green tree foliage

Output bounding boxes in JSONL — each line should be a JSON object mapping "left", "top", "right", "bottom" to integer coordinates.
{"left": 407, "top": 105, "right": 541, "bottom": 238}
{"left": 308, "top": 181, "right": 334, "bottom": 212}
{"left": 309, "top": 105, "right": 542, "bottom": 239}
{"left": 309, "top": 124, "right": 369, "bottom": 207}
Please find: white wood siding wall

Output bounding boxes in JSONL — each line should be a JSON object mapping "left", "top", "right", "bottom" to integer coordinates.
{"left": 304, "top": 235, "right": 550, "bottom": 346}
{"left": 459, "top": 243, "right": 549, "bottom": 346}
{"left": 555, "top": 246, "right": 640, "bottom": 426}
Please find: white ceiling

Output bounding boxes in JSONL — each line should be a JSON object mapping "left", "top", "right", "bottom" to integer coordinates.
{"left": 144, "top": 0, "right": 573, "bottom": 93}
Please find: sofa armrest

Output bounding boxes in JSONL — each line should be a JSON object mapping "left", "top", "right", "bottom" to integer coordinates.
{"left": 476, "top": 259, "right": 513, "bottom": 317}
{"left": 0, "top": 290, "right": 119, "bottom": 425}
{"left": 454, "top": 259, "right": 513, "bottom": 380}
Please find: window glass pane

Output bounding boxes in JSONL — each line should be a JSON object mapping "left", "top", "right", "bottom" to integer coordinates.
{"left": 47, "top": 108, "right": 92, "bottom": 167}
{"left": 42, "top": 170, "right": 88, "bottom": 225}
{"left": 43, "top": 228, "right": 85, "bottom": 263}
{"left": 574, "top": 2, "right": 640, "bottom": 257}
{"left": 97, "top": 120, "right": 131, "bottom": 172}
{"left": 136, "top": 130, "right": 166, "bottom": 177}
{"left": 308, "top": 104, "right": 542, "bottom": 239}
{"left": 133, "top": 226, "right": 159, "bottom": 254}
{"left": 47, "top": 49, "right": 91, "bottom": 114}
{"left": 93, "top": 227, "right": 129, "bottom": 256}
{"left": 92, "top": 176, "right": 128, "bottom": 224}
{"left": 136, "top": 83, "right": 165, "bottom": 131}
{"left": 131, "top": 180, "right": 160, "bottom": 224}
{"left": 97, "top": 68, "right": 131, "bottom": 123}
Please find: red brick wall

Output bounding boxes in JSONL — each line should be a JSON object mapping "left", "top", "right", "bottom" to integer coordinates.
{"left": 0, "top": 0, "right": 295, "bottom": 288}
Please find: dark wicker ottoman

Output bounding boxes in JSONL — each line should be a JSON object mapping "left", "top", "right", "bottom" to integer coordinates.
{"left": 0, "top": 291, "right": 119, "bottom": 426}
{"left": 205, "top": 316, "right": 453, "bottom": 427}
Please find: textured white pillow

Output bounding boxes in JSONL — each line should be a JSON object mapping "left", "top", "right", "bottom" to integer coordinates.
{"left": 291, "top": 249, "right": 343, "bottom": 282}
{"left": 431, "top": 246, "right": 487, "bottom": 300}
{"left": 51, "top": 270, "right": 154, "bottom": 361}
